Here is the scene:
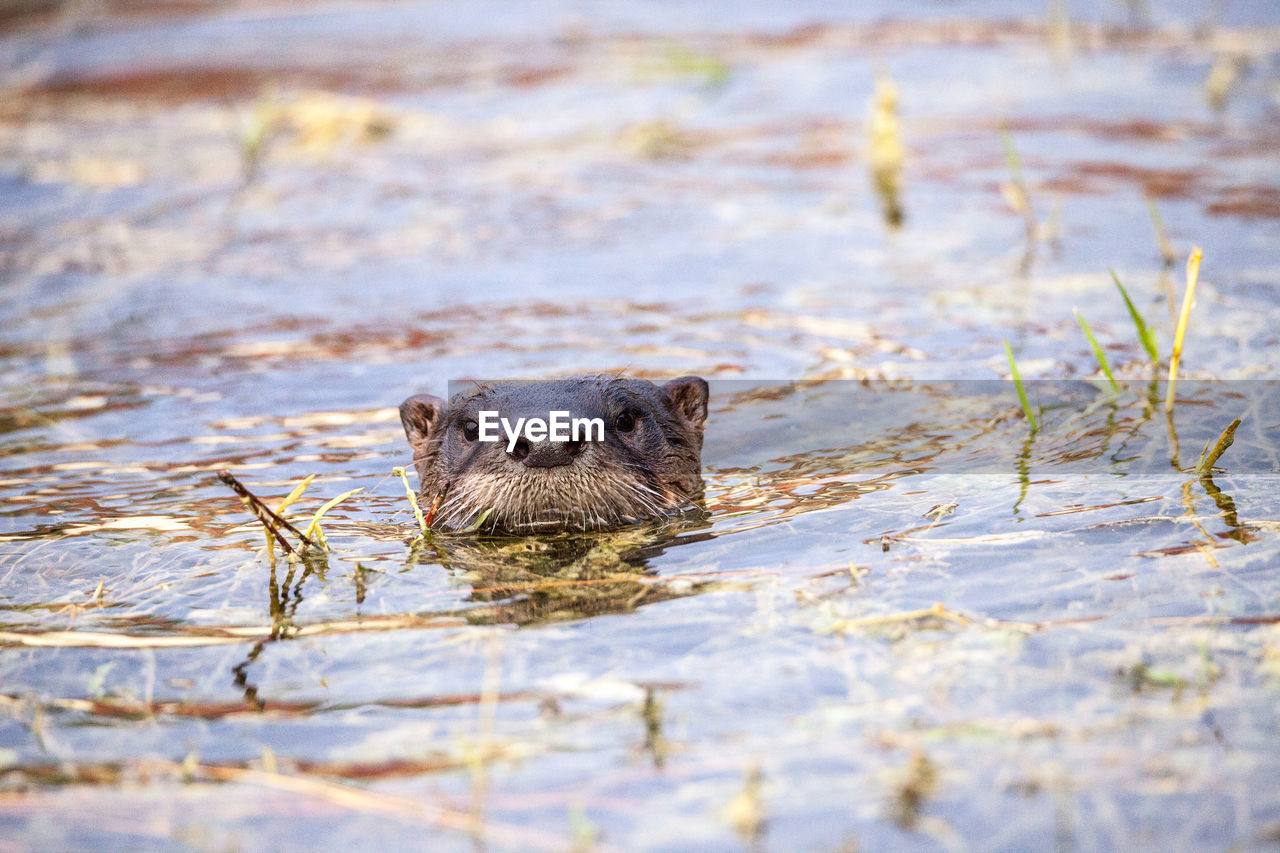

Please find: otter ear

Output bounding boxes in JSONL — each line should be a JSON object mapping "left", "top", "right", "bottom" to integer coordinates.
{"left": 400, "top": 394, "right": 446, "bottom": 450}
{"left": 662, "top": 376, "right": 708, "bottom": 428}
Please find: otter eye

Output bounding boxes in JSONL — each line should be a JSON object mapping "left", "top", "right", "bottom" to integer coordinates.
{"left": 615, "top": 410, "right": 636, "bottom": 433}
{"left": 462, "top": 420, "right": 479, "bottom": 442}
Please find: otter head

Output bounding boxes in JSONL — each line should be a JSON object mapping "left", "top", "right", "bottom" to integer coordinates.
{"left": 399, "top": 375, "right": 708, "bottom": 534}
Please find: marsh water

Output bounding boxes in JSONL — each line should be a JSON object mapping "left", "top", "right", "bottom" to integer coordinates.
{"left": 3, "top": 0, "right": 1280, "bottom": 849}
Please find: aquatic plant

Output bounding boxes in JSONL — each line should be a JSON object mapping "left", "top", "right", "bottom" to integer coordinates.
{"left": 303, "top": 487, "right": 363, "bottom": 548}
{"left": 394, "top": 466, "right": 429, "bottom": 534}
{"left": 1111, "top": 269, "right": 1159, "bottom": 365}
{"left": 1145, "top": 197, "right": 1177, "bottom": 268}
{"left": 869, "top": 69, "right": 905, "bottom": 227}
{"left": 1196, "top": 417, "right": 1242, "bottom": 476}
{"left": 1074, "top": 310, "right": 1119, "bottom": 392}
{"left": 659, "top": 43, "right": 730, "bottom": 87}
{"left": 998, "top": 123, "right": 1036, "bottom": 251}
{"left": 1004, "top": 339, "right": 1038, "bottom": 433}
{"left": 1205, "top": 54, "right": 1246, "bottom": 112}
{"left": 218, "top": 470, "right": 360, "bottom": 557}
{"left": 268, "top": 473, "right": 316, "bottom": 559}
{"left": 1167, "top": 247, "right": 1202, "bottom": 412}
{"left": 218, "top": 470, "right": 320, "bottom": 558}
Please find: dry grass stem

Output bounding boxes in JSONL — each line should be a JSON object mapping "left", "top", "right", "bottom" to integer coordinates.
{"left": 1166, "top": 247, "right": 1202, "bottom": 412}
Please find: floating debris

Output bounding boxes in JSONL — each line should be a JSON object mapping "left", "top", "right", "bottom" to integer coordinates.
{"left": 888, "top": 750, "right": 939, "bottom": 829}
{"left": 1196, "top": 417, "right": 1242, "bottom": 475}
{"left": 217, "top": 470, "right": 320, "bottom": 556}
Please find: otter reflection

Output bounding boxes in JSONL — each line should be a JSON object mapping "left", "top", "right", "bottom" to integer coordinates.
{"left": 412, "top": 516, "right": 713, "bottom": 626}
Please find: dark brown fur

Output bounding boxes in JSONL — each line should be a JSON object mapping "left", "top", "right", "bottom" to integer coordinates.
{"left": 400, "top": 375, "right": 708, "bottom": 533}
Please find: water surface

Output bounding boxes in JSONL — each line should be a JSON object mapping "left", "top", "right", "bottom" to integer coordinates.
{"left": 2, "top": 1, "right": 1280, "bottom": 849}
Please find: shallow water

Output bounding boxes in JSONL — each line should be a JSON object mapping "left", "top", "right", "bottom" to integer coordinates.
{"left": 2, "top": 1, "right": 1280, "bottom": 850}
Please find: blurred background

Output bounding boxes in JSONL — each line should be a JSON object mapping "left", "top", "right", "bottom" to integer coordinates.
{"left": 3, "top": 0, "right": 1277, "bottom": 398}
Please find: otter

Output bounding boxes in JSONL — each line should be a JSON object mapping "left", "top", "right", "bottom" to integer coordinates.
{"left": 399, "top": 375, "right": 708, "bottom": 534}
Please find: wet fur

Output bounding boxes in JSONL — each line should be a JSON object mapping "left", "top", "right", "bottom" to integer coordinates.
{"left": 400, "top": 375, "right": 707, "bottom": 533}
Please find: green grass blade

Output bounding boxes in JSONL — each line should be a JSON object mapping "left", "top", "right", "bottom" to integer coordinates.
{"left": 1111, "top": 269, "right": 1159, "bottom": 364}
{"left": 1004, "top": 339, "right": 1038, "bottom": 433}
{"left": 461, "top": 508, "right": 493, "bottom": 534}
{"left": 1074, "top": 310, "right": 1119, "bottom": 393}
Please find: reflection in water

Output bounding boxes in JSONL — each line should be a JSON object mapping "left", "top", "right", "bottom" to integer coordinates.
{"left": 0, "top": 376, "right": 1276, "bottom": 851}
{"left": 1012, "top": 431, "right": 1034, "bottom": 516}
{"left": 710, "top": 382, "right": 1196, "bottom": 521}
{"left": 704, "top": 381, "right": 1270, "bottom": 564}
{"left": 1200, "top": 474, "right": 1248, "bottom": 544}
{"left": 415, "top": 519, "right": 715, "bottom": 627}
{"left": 223, "top": 517, "right": 713, "bottom": 703}
{"left": 232, "top": 549, "right": 328, "bottom": 709}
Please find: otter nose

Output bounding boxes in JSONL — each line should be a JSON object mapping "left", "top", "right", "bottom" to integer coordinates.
{"left": 509, "top": 437, "right": 585, "bottom": 468}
